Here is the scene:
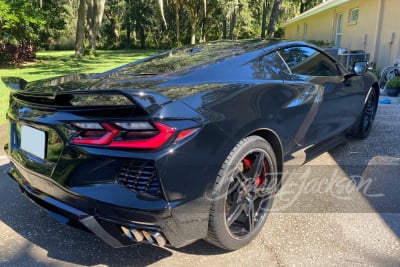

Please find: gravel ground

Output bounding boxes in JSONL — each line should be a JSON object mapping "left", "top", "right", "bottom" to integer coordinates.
{"left": 0, "top": 104, "right": 399, "bottom": 267}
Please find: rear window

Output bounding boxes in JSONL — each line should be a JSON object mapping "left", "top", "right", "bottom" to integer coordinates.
{"left": 120, "top": 40, "right": 274, "bottom": 75}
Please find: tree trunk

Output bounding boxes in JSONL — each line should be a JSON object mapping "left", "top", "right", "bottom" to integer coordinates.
{"left": 125, "top": 0, "right": 131, "bottom": 47}
{"left": 90, "top": 0, "right": 106, "bottom": 54}
{"left": 189, "top": 7, "right": 197, "bottom": 44}
{"left": 86, "top": 0, "right": 94, "bottom": 45}
{"left": 104, "top": 11, "right": 120, "bottom": 43}
{"left": 190, "top": 21, "right": 196, "bottom": 44}
{"left": 261, "top": 0, "right": 268, "bottom": 38}
{"left": 222, "top": 17, "right": 227, "bottom": 39}
{"left": 75, "top": 0, "right": 86, "bottom": 57}
{"left": 175, "top": 2, "right": 180, "bottom": 44}
{"left": 229, "top": 6, "right": 237, "bottom": 40}
{"left": 300, "top": 1, "right": 305, "bottom": 13}
{"left": 158, "top": 0, "right": 167, "bottom": 29}
{"left": 267, "top": 0, "right": 282, "bottom": 38}
{"left": 200, "top": 0, "right": 207, "bottom": 42}
{"left": 139, "top": 26, "right": 145, "bottom": 49}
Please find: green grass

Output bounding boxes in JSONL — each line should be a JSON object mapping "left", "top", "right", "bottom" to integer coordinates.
{"left": 0, "top": 49, "right": 157, "bottom": 125}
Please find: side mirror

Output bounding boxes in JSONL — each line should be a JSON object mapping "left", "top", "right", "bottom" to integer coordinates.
{"left": 352, "top": 61, "right": 368, "bottom": 75}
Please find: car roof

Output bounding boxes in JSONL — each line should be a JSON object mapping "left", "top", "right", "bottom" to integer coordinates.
{"left": 118, "top": 39, "right": 300, "bottom": 75}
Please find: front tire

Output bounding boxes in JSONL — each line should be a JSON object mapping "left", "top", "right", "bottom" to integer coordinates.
{"left": 206, "top": 136, "right": 278, "bottom": 250}
{"left": 351, "top": 88, "right": 378, "bottom": 139}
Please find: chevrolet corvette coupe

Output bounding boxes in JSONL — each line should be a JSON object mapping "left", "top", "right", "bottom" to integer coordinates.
{"left": 3, "top": 39, "right": 378, "bottom": 250}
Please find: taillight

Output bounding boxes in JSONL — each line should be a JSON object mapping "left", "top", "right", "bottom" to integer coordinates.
{"left": 72, "top": 123, "right": 119, "bottom": 145}
{"left": 175, "top": 128, "right": 199, "bottom": 141}
{"left": 109, "top": 122, "right": 176, "bottom": 149}
{"left": 71, "top": 121, "right": 199, "bottom": 150}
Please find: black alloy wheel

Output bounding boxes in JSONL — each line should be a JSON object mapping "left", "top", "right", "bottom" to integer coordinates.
{"left": 207, "top": 136, "right": 278, "bottom": 250}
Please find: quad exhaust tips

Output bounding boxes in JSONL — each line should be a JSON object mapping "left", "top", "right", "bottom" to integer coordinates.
{"left": 121, "top": 226, "right": 167, "bottom": 247}
{"left": 149, "top": 231, "right": 167, "bottom": 247}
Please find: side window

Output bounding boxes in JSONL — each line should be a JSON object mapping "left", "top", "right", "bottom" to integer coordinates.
{"left": 279, "top": 46, "right": 339, "bottom": 77}
{"left": 250, "top": 52, "right": 290, "bottom": 80}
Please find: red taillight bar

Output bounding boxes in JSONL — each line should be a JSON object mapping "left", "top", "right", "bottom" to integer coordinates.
{"left": 109, "top": 122, "right": 176, "bottom": 149}
{"left": 71, "top": 121, "right": 197, "bottom": 150}
{"left": 72, "top": 123, "right": 119, "bottom": 145}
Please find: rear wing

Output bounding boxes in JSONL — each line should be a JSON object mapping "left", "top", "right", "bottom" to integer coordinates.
{"left": 1, "top": 77, "right": 28, "bottom": 90}
{"left": 2, "top": 76, "right": 171, "bottom": 115}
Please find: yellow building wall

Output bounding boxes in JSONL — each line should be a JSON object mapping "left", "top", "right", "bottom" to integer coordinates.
{"left": 375, "top": 0, "right": 400, "bottom": 67}
{"left": 284, "top": 10, "right": 334, "bottom": 43}
{"left": 284, "top": 0, "right": 399, "bottom": 68}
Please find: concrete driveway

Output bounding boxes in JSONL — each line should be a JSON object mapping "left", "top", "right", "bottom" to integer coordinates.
{"left": 0, "top": 105, "right": 399, "bottom": 266}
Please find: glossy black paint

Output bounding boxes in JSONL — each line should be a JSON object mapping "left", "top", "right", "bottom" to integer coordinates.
{"left": 3, "top": 39, "right": 378, "bottom": 248}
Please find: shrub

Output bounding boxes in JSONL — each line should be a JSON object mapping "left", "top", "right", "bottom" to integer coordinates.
{"left": 386, "top": 76, "right": 400, "bottom": 88}
{"left": 307, "top": 40, "right": 331, "bottom": 48}
{"left": 0, "top": 42, "right": 36, "bottom": 65}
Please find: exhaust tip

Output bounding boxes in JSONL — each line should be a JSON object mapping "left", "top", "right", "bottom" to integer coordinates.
{"left": 120, "top": 226, "right": 166, "bottom": 247}
{"left": 121, "top": 226, "right": 133, "bottom": 239}
{"left": 151, "top": 231, "right": 167, "bottom": 247}
{"left": 130, "top": 229, "right": 144, "bottom": 242}
{"left": 142, "top": 230, "right": 154, "bottom": 244}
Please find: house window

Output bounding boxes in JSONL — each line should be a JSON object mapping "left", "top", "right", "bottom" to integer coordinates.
{"left": 349, "top": 8, "right": 359, "bottom": 23}
{"left": 335, "top": 13, "right": 343, "bottom": 47}
{"left": 303, "top": 23, "right": 308, "bottom": 40}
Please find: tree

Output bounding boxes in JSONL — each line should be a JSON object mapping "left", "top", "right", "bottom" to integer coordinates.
{"left": 0, "top": 0, "right": 67, "bottom": 45}
{"left": 267, "top": 0, "right": 282, "bottom": 37}
{"left": 299, "top": 0, "right": 321, "bottom": 13}
{"left": 125, "top": 0, "right": 132, "bottom": 47}
{"left": 158, "top": 0, "right": 167, "bottom": 29}
{"left": 103, "top": 4, "right": 121, "bottom": 45}
{"left": 170, "top": 0, "right": 181, "bottom": 44}
{"left": 180, "top": 0, "right": 207, "bottom": 44}
{"left": 86, "top": 0, "right": 106, "bottom": 53}
{"left": 260, "top": 0, "right": 270, "bottom": 38}
{"left": 75, "top": 0, "right": 86, "bottom": 57}
{"left": 74, "top": 0, "right": 106, "bottom": 56}
{"left": 73, "top": 0, "right": 323, "bottom": 52}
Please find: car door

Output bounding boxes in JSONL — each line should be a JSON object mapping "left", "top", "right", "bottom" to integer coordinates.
{"left": 278, "top": 45, "right": 365, "bottom": 147}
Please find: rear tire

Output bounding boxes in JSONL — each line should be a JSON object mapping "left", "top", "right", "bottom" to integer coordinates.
{"left": 206, "top": 136, "right": 278, "bottom": 250}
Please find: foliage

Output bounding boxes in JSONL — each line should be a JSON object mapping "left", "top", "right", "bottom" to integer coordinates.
{"left": 0, "top": 42, "right": 36, "bottom": 65}
{"left": 1, "top": 0, "right": 324, "bottom": 59}
{"left": 96, "top": 0, "right": 323, "bottom": 50}
{"left": 0, "top": 0, "right": 69, "bottom": 47}
{"left": 274, "top": 27, "right": 285, "bottom": 38}
{"left": 386, "top": 76, "right": 400, "bottom": 88}
{"left": 307, "top": 40, "right": 331, "bottom": 47}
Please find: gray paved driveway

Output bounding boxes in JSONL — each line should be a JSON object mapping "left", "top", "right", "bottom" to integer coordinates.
{"left": 0, "top": 105, "right": 399, "bottom": 266}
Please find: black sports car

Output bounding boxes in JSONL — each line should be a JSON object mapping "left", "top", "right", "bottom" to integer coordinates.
{"left": 3, "top": 39, "right": 378, "bottom": 250}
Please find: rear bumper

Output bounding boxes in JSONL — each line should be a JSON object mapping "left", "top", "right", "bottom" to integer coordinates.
{"left": 18, "top": 182, "right": 127, "bottom": 248}
{"left": 6, "top": 160, "right": 208, "bottom": 248}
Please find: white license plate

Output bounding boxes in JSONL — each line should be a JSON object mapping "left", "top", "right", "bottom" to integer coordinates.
{"left": 20, "top": 125, "right": 46, "bottom": 159}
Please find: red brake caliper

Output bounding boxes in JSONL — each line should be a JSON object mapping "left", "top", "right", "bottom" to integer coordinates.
{"left": 256, "top": 160, "right": 269, "bottom": 187}
{"left": 243, "top": 157, "right": 269, "bottom": 188}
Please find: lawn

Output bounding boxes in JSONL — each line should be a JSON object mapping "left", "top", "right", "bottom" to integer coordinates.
{"left": 0, "top": 50, "right": 156, "bottom": 125}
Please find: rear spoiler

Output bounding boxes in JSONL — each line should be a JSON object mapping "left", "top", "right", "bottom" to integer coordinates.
{"left": 1, "top": 77, "right": 28, "bottom": 90}
{"left": 55, "top": 89, "right": 172, "bottom": 114}
{"left": 2, "top": 76, "right": 171, "bottom": 115}
{"left": 1, "top": 74, "right": 93, "bottom": 91}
